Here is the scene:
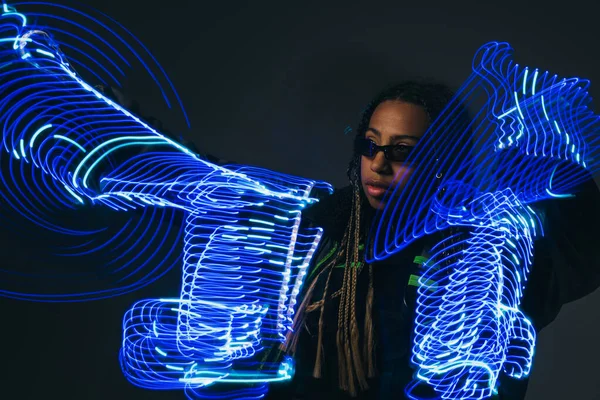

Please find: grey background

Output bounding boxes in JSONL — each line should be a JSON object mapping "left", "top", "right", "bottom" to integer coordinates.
{"left": 1, "top": 1, "right": 599, "bottom": 399}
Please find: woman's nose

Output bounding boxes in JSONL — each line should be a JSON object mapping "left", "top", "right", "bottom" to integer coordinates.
{"left": 369, "top": 151, "right": 391, "bottom": 174}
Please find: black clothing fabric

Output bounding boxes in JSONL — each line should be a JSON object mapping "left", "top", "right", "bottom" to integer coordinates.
{"left": 268, "top": 177, "right": 600, "bottom": 400}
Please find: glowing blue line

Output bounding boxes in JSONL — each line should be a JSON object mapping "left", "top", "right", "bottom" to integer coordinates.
{"left": 512, "top": 253, "right": 520, "bottom": 265}
{"left": 0, "top": 38, "right": 22, "bottom": 43}
{"left": 2, "top": 12, "right": 27, "bottom": 26}
{"left": 63, "top": 185, "right": 84, "bottom": 204}
{"left": 72, "top": 136, "right": 162, "bottom": 187}
{"left": 35, "top": 49, "right": 55, "bottom": 58}
{"left": 553, "top": 120, "right": 561, "bottom": 134}
{"left": 56, "top": 62, "right": 194, "bottom": 154}
{"left": 244, "top": 246, "right": 270, "bottom": 253}
{"left": 532, "top": 69, "right": 538, "bottom": 95}
{"left": 249, "top": 219, "right": 275, "bottom": 226}
{"left": 514, "top": 92, "right": 525, "bottom": 120}
{"left": 497, "top": 107, "right": 516, "bottom": 119}
{"left": 29, "top": 124, "right": 53, "bottom": 147}
{"left": 522, "top": 68, "right": 528, "bottom": 95}
{"left": 252, "top": 227, "right": 274, "bottom": 232}
{"left": 19, "top": 139, "right": 25, "bottom": 158}
{"left": 54, "top": 135, "right": 87, "bottom": 152}
{"left": 540, "top": 95, "right": 549, "bottom": 120}
{"left": 547, "top": 165, "right": 575, "bottom": 198}
{"left": 247, "top": 234, "right": 271, "bottom": 240}
{"left": 82, "top": 141, "right": 166, "bottom": 188}
{"left": 155, "top": 347, "right": 167, "bottom": 357}
{"left": 214, "top": 376, "right": 291, "bottom": 383}
{"left": 266, "top": 244, "right": 288, "bottom": 251}
{"left": 545, "top": 188, "right": 575, "bottom": 198}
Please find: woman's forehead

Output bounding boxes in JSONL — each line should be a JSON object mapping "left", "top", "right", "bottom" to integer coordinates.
{"left": 369, "top": 101, "right": 429, "bottom": 139}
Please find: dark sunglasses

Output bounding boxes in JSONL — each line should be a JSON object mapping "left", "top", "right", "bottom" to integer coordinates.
{"left": 356, "top": 137, "right": 415, "bottom": 162}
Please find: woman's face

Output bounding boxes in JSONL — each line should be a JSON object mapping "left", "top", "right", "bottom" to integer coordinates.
{"left": 360, "top": 100, "right": 429, "bottom": 210}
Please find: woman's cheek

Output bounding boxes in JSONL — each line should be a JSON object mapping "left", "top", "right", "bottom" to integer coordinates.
{"left": 391, "top": 166, "right": 414, "bottom": 189}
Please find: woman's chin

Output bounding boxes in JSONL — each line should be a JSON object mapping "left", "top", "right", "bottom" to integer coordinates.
{"left": 366, "top": 196, "right": 387, "bottom": 210}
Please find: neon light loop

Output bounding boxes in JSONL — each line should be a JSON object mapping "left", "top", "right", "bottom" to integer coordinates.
{"left": 1, "top": 4, "right": 598, "bottom": 400}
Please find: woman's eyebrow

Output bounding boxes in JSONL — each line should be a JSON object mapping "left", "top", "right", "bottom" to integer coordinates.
{"left": 366, "top": 128, "right": 420, "bottom": 141}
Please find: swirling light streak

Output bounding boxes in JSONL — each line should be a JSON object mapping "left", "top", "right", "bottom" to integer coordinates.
{"left": 0, "top": 2, "right": 192, "bottom": 301}
{"left": 0, "top": 5, "right": 332, "bottom": 398}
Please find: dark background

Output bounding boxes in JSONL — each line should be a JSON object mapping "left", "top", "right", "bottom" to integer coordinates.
{"left": 1, "top": 0, "right": 599, "bottom": 399}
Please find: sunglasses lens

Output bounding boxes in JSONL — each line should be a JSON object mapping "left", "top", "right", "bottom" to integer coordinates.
{"left": 357, "top": 138, "right": 415, "bottom": 162}
{"left": 387, "top": 145, "right": 412, "bottom": 162}
{"left": 357, "top": 138, "right": 374, "bottom": 157}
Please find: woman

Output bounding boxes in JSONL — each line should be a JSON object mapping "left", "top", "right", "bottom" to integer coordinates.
{"left": 267, "top": 80, "right": 600, "bottom": 399}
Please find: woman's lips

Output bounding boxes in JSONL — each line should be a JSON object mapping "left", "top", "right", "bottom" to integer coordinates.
{"left": 365, "top": 184, "right": 388, "bottom": 198}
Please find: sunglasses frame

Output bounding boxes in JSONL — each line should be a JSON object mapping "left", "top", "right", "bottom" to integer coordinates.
{"left": 356, "top": 137, "right": 416, "bottom": 162}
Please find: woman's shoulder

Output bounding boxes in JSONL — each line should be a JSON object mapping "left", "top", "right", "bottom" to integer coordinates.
{"left": 538, "top": 176, "right": 600, "bottom": 301}
{"left": 522, "top": 176, "right": 600, "bottom": 329}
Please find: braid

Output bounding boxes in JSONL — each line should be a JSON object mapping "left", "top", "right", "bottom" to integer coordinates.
{"left": 312, "top": 254, "right": 337, "bottom": 378}
{"left": 335, "top": 184, "right": 371, "bottom": 396}
{"left": 349, "top": 186, "right": 367, "bottom": 390}
{"left": 287, "top": 183, "right": 374, "bottom": 396}
{"left": 337, "top": 202, "right": 354, "bottom": 392}
{"left": 363, "top": 263, "right": 376, "bottom": 377}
